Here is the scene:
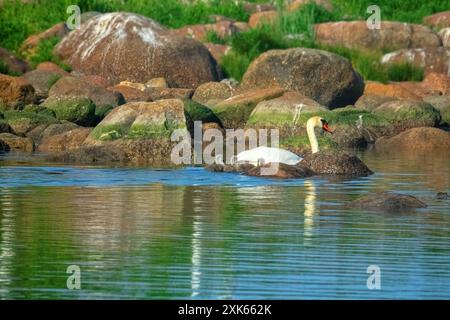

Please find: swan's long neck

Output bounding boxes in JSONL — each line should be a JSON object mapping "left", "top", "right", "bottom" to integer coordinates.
{"left": 306, "top": 119, "right": 319, "bottom": 154}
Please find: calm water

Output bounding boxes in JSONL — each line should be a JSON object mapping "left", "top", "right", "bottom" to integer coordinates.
{"left": 0, "top": 150, "right": 449, "bottom": 299}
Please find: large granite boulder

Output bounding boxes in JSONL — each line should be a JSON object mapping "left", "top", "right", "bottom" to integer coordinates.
{"left": 315, "top": 21, "right": 441, "bottom": 51}
{"left": 55, "top": 12, "right": 221, "bottom": 88}
{"left": 382, "top": 47, "right": 450, "bottom": 75}
{"left": 241, "top": 48, "right": 364, "bottom": 109}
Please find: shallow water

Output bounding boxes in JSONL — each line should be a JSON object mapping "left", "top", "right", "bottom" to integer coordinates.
{"left": 0, "top": 150, "right": 449, "bottom": 299}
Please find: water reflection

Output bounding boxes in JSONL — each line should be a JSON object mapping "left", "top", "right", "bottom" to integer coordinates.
{"left": 303, "top": 180, "right": 317, "bottom": 243}
{"left": 0, "top": 150, "right": 449, "bottom": 299}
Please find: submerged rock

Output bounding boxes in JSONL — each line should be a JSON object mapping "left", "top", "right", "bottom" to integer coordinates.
{"left": 301, "top": 151, "right": 373, "bottom": 177}
{"left": 349, "top": 192, "right": 427, "bottom": 211}
{"left": 246, "top": 162, "right": 314, "bottom": 179}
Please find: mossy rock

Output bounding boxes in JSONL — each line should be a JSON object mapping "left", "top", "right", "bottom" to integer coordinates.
{"left": 423, "top": 95, "right": 450, "bottom": 125}
{"left": 373, "top": 100, "right": 441, "bottom": 128}
{"left": 23, "top": 104, "right": 56, "bottom": 118}
{"left": 3, "top": 110, "right": 58, "bottom": 135}
{"left": 43, "top": 96, "right": 96, "bottom": 126}
{"left": 183, "top": 99, "right": 222, "bottom": 125}
{"left": 211, "top": 88, "right": 285, "bottom": 128}
{"left": 94, "top": 104, "right": 115, "bottom": 120}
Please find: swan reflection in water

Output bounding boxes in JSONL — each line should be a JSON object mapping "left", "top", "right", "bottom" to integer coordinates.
{"left": 303, "top": 180, "right": 318, "bottom": 245}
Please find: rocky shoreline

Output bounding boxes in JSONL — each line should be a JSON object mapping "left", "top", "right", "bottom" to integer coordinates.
{"left": 1, "top": 4, "right": 450, "bottom": 168}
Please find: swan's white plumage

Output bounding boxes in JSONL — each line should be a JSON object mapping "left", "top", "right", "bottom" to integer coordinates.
{"left": 236, "top": 146, "right": 303, "bottom": 165}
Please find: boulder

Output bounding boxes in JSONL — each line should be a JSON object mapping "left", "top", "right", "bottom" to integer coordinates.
{"left": 301, "top": 150, "right": 373, "bottom": 177}
{"left": 32, "top": 122, "right": 81, "bottom": 144}
{"left": 382, "top": 47, "right": 450, "bottom": 75}
{"left": 192, "top": 81, "right": 235, "bottom": 107}
{"left": 438, "top": 27, "right": 450, "bottom": 46}
{"left": 355, "top": 94, "right": 397, "bottom": 111}
{"left": 23, "top": 70, "right": 61, "bottom": 99}
{"left": 375, "top": 127, "right": 450, "bottom": 153}
{"left": 424, "top": 11, "right": 450, "bottom": 29}
{"left": 0, "top": 119, "right": 12, "bottom": 133}
{"left": 55, "top": 12, "right": 221, "bottom": 88}
{"left": 23, "top": 104, "right": 56, "bottom": 118}
{"left": 349, "top": 192, "right": 427, "bottom": 211}
{"left": 315, "top": 21, "right": 441, "bottom": 51}
{"left": 42, "top": 96, "right": 96, "bottom": 126}
{"left": 204, "top": 43, "right": 231, "bottom": 63}
{"left": 19, "top": 22, "right": 70, "bottom": 58}
{"left": 421, "top": 72, "right": 450, "bottom": 95}
{"left": 108, "top": 83, "right": 153, "bottom": 103}
{"left": 373, "top": 100, "right": 441, "bottom": 129}
{"left": 0, "top": 74, "right": 36, "bottom": 109}
{"left": 248, "top": 10, "right": 278, "bottom": 28}
{"left": 38, "top": 127, "right": 92, "bottom": 152}
{"left": 145, "top": 87, "right": 194, "bottom": 101}
{"left": 423, "top": 95, "right": 450, "bottom": 125}
{"left": 0, "top": 47, "right": 30, "bottom": 75}
{"left": 48, "top": 76, "right": 125, "bottom": 119}
{"left": 3, "top": 110, "right": 58, "bottom": 136}
{"left": 36, "top": 62, "right": 69, "bottom": 77}
{"left": 86, "top": 99, "right": 190, "bottom": 143}
{"left": 248, "top": 91, "right": 328, "bottom": 126}
{"left": 211, "top": 87, "right": 286, "bottom": 128}
{"left": 183, "top": 99, "right": 222, "bottom": 125}
{"left": 364, "top": 81, "right": 427, "bottom": 100}
{"left": 241, "top": 48, "right": 364, "bottom": 108}
{"left": 0, "top": 132, "right": 34, "bottom": 152}
{"left": 146, "top": 77, "right": 168, "bottom": 88}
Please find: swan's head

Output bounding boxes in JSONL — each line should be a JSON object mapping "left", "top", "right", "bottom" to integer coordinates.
{"left": 320, "top": 118, "right": 333, "bottom": 134}
{"left": 308, "top": 116, "right": 333, "bottom": 134}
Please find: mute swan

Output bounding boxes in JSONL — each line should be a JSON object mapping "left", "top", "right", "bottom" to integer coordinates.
{"left": 235, "top": 116, "right": 333, "bottom": 165}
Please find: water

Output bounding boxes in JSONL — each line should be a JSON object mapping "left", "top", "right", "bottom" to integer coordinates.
{"left": 0, "top": 150, "right": 449, "bottom": 299}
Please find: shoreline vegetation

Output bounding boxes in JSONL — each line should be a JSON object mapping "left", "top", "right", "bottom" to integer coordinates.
{"left": 2, "top": 0, "right": 448, "bottom": 81}
{"left": 1, "top": 0, "right": 450, "bottom": 167}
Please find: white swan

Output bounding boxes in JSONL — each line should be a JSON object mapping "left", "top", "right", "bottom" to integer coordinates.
{"left": 235, "top": 116, "right": 333, "bottom": 166}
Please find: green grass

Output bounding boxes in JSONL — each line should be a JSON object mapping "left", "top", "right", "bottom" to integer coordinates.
{"left": 26, "top": 37, "right": 71, "bottom": 70}
{"left": 0, "top": 0, "right": 444, "bottom": 84}
{"left": 281, "top": 134, "right": 338, "bottom": 151}
{"left": 315, "top": 45, "right": 424, "bottom": 83}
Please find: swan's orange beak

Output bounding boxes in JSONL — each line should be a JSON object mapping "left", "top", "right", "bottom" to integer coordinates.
{"left": 322, "top": 122, "right": 333, "bottom": 134}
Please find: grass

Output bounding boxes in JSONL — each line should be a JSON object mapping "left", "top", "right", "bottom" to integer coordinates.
{"left": 281, "top": 134, "right": 338, "bottom": 151}
{"left": 315, "top": 45, "right": 425, "bottom": 83}
{"left": 0, "top": 0, "right": 444, "bottom": 84}
{"left": 26, "top": 37, "right": 71, "bottom": 70}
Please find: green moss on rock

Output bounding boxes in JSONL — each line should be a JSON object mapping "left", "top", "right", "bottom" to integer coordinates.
{"left": 183, "top": 99, "right": 222, "bottom": 125}
{"left": 44, "top": 96, "right": 96, "bottom": 126}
